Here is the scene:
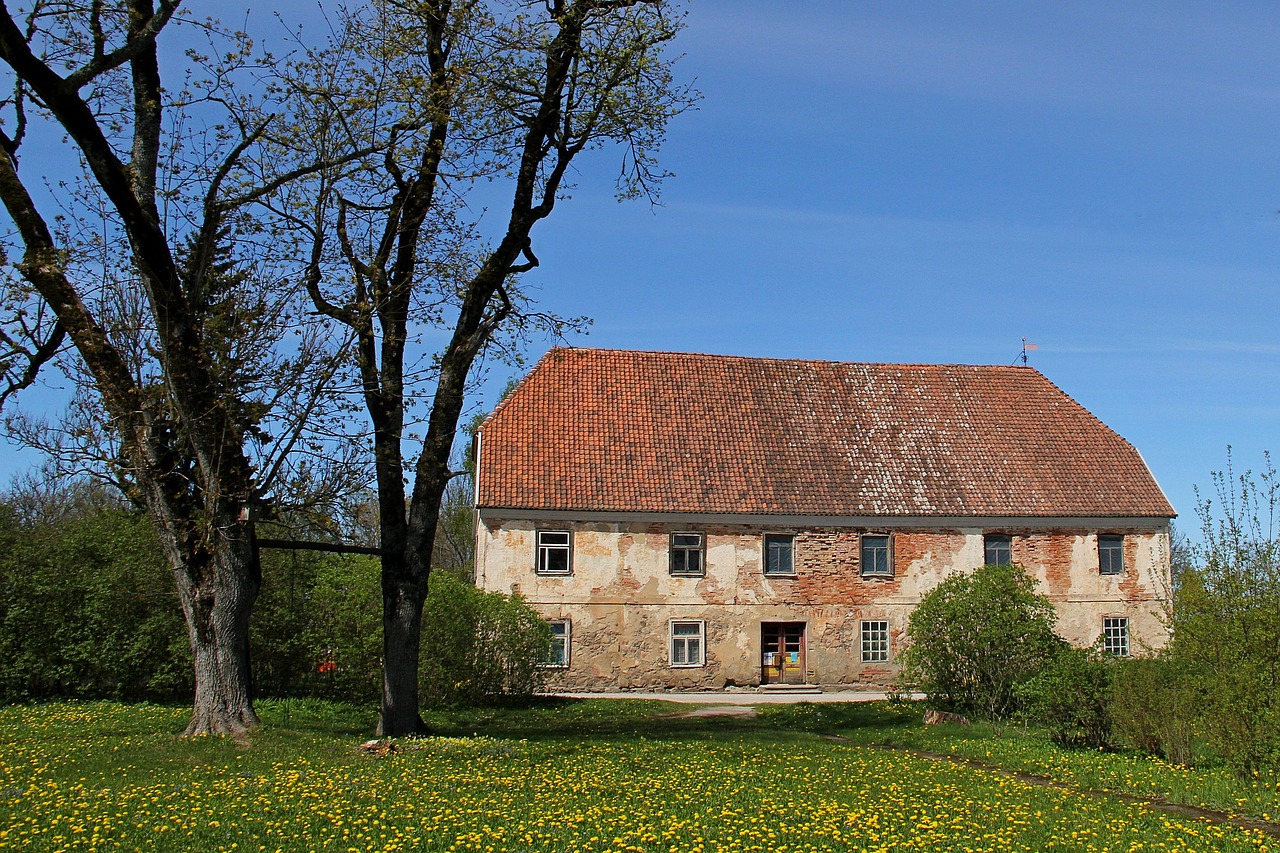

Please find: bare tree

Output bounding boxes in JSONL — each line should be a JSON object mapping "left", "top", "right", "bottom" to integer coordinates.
{"left": 295, "top": 0, "right": 695, "bottom": 734}
{"left": 0, "top": 2, "right": 375, "bottom": 734}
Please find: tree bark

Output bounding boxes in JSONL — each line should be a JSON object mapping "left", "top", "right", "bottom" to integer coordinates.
{"left": 379, "top": 568, "right": 427, "bottom": 736}
{"left": 171, "top": 514, "right": 261, "bottom": 736}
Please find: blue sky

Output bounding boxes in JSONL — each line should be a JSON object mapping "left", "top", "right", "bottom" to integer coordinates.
{"left": 496, "top": 1, "right": 1280, "bottom": 526}
{"left": 5, "top": 2, "right": 1279, "bottom": 528}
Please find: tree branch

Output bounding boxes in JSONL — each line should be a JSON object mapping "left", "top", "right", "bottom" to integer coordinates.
{"left": 63, "top": 0, "right": 179, "bottom": 90}
{"left": 0, "top": 317, "right": 65, "bottom": 407}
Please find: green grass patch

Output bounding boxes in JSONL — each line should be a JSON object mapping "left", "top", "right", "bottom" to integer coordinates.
{"left": 752, "top": 701, "right": 1280, "bottom": 824}
{"left": 0, "top": 700, "right": 1275, "bottom": 852}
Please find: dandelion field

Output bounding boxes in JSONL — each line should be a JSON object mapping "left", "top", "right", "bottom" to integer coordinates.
{"left": 0, "top": 700, "right": 1275, "bottom": 853}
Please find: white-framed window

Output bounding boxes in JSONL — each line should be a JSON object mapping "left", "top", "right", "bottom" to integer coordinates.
{"left": 984, "top": 533, "right": 1013, "bottom": 566}
{"left": 670, "top": 620, "right": 706, "bottom": 667}
{"left": 535, "top": 530, "right": 572, "bottom": 575}
{"left": 1098, "top": 534, "right": 1125, "bottom": 576}
{"left": 670, "top": 532, "right": 705, "bottom": 577}
{"left": 763, "top": 533, "right": 795, "bottom": 576}
{"left": 544, "top": 619, "right": 570, "bottom": 668}
{"left": 1103, "top": 616, "right": 1130, "bottom": 657}
{"left": 861, "top": 534, "right": 893, "bottom": 578}
{"left": 861, "top": 620, "right": 890, "bottom": 663}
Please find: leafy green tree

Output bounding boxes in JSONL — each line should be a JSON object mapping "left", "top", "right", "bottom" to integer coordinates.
{"left": 0, "top": 484, "right": 189, "bottom": 703}
{"left": 899, "top": 563, "right": 1065, "bottom": 720}
{"left": 1168, "top": 451, "right": 1280, "bottom": 776}
{"left": 290, "top": 0, "right": 695, "bottom": 734}
{"left": 303, "top": 555, "right": 384, "bottom": 704}
{"left": 0, "top": 3, "right": 373, "bottom": 734}
{"left": 1110, "top": 654, "right": 1200, "bottom": 765}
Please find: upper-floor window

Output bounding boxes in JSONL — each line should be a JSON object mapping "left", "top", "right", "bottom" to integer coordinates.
{"left": 1102, "top": 616, "right": 1130, "bottom": 657}
{"left": 1098, "top": 534, "right": 1125, "bottom": 575}
{"left": 535, "top": 530, "right": 572, "bottom": 575}
{"left": 763, "top": 533, "right": 795, "bottom": 576}
{"left": 861, "top": 534, "right": 893, "bottom": 577}
{"left": 670, "top": 532, "right": 705, "bottom": 577}
{"left": 983, "top": 533, "right": 1013, "bottom": 566}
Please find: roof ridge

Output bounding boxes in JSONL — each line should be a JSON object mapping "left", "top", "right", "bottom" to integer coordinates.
{"left": 551, "top": 345, "right": 1039, "bottom": 373}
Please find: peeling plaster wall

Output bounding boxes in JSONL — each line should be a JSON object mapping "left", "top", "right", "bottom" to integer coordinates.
{"left": 476, "top": 518, "right": 1171, "bottom": 691}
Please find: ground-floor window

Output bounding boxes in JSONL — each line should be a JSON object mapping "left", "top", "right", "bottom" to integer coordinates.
{"left": 670, "top": 620, "right": 705, "bottom": 667}
{"left": 1102, "top": 616, "right": 1130, "bottom": 657}
{"left": 861, "top": 620, "right": 890, "bottom": 662}
{"left": 544, "top": 619, "right": 570, "bottom": 667}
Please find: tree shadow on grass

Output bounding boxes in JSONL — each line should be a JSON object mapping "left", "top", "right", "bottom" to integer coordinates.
{"left": 421, "top": 697, "right": 921, "bottom": 744}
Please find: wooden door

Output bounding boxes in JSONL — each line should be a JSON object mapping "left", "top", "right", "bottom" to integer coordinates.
{"left": 760, "top": 622, "right": 806, "bottom": 684}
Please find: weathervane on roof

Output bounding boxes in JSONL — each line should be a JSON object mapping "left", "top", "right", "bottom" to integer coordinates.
{"left": 1017, "top": 337, "right": 1038, "bottom": 366}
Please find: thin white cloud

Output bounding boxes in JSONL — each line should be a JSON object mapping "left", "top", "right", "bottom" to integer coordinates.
{"left": 689, "top": 2, "right": 1280, "bottom": 110}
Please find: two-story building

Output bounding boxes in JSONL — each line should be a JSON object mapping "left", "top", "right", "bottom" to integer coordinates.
{"left": 474, "top": 348, "right": 1175, "bottom": 691}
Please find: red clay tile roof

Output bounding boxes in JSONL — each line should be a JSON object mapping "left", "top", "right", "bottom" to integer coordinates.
{"left": 477, "top": 348, "right": 1174, "bottom": 518}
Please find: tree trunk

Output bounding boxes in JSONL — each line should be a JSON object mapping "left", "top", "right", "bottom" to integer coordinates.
{"left": 172, "top": 519, "right": 261, "bottom": 737}
{"left": 380, "top": 571, "right": 428, "bottom": 736}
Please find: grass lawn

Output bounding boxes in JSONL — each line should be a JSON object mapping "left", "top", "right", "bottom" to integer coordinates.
{"left": 0, "top": 699, "right": 1275, "bottom": 853}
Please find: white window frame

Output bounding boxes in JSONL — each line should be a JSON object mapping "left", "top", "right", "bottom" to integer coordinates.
{"left": 763, "top": 533, "right": 796, "bottom": 577}
{"left": 860, "top": 620, "right": 890, "bottom": 663}
{"left": 535, "top": 529, "right": 572, "bottom": 575}
{"left": 1103, "top": 616, "right": 1130, "bottom": 657}
{"left": 1098, "top": 534, "right": 1125, "bottom": 576}
{"left": 669, "top": 532, "right": 706, "bottom": 577}
{"left": 670, "top": 620, "right": 706, "bottom": 668}
{"left": 860, "top": 534, "right": 894, "bottom": 578}
{"left": 542, "top": 619, "right": 570, "bottom": 668}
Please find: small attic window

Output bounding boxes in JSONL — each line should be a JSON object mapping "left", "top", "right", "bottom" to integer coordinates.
{"left": 670, "top": 532, "right": 705, "bottom": 577}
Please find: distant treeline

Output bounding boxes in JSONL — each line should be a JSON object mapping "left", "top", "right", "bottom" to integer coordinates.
{"left": 0, "top": 484, "right": 548, "bottom": 707}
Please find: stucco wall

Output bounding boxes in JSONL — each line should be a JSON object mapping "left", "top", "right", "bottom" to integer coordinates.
{"left": 476, "top": 517, "right": 1170, "bottom": 691}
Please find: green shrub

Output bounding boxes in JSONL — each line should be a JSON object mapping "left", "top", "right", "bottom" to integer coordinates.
{"left": 299, "top": 555, "right": 383, "bottom": 703}
{"left": 1170, "top": 567, "right": 1280, "bottom": 775}
{"left": 0, "top": 484, "right": 549, "bottom": 711}
{"left": 0, "top": 502, "right": 190, "bottom": 703}
{"left": 1110, "top": 654, "right": 1200, "bottom": 765}
{"left": 1018, "top": 645, "right": 1114, "bottom": 749}
{"left": 1166, "top": 453, "right": 1280, "bottom": 776}
{"left": 419, "top": 572, "right": 551, "bottom": 707}
{"left": 899, "top": 563, "right": 1065, "bottom": 720}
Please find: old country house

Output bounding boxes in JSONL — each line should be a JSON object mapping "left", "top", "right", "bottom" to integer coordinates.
{"left": 474, "top": 348, "right": 1175, "bottom": 691}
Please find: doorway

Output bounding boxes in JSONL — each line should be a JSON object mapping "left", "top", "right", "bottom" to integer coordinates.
{"left": 760, "top": 622, "right": 806, "bottom": 684}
